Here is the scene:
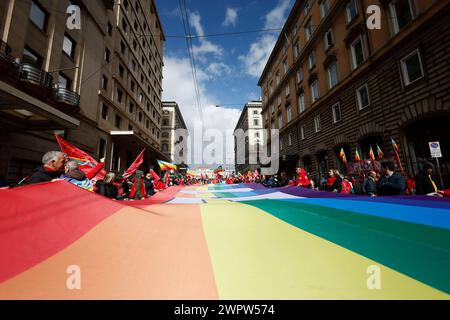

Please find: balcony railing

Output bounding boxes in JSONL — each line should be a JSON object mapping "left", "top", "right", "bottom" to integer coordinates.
{"left": 55, "top": 86, "right": 80, "bottom": 107}
{"left": 19, "top": 63, "right": 53, "bottom": 87}
{"left": 0, "top": 40, "right": 11, "bottom": 59}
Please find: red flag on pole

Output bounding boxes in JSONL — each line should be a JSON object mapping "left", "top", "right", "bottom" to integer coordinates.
{"left": 55, "top": 134, "right": 106, "bottom": 180}
{"left": 391, "top": 138, "right": 404, "bottom": 172}
{"left": 122, "top": 149, "right": 145, "bottom": 179}
{"left": 150, "top": 169, "right": 160, "bottom": 182}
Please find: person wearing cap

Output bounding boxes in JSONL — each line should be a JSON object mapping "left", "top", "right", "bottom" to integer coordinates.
{"left": 129, "top": 170, "right": 147, "bottom": 200}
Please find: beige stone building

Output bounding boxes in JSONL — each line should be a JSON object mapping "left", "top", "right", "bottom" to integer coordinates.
{"left": 233, "top": 100, "right": 263, "bottom": 174}
{"left": 0, "top": 0, "right": 169, "bottom": 184}
{"left": 161, "top": 101, "right": 188, "bottom": 166}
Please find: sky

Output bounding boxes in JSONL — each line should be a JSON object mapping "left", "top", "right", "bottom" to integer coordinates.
{"left": 156, "top": 0, "right": 295, "bottom": 166}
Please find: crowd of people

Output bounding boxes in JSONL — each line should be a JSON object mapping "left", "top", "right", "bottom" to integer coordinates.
{"left": 1, "top": 150, "right": 449, "bottom": 199}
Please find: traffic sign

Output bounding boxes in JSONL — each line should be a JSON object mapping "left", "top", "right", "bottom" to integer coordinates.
{"left": 429, "top": 141, "right": 442, "bottom": 158}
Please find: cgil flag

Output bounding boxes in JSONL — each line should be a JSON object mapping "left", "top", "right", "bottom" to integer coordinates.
{"left": 157, "top": 160, "right": 177, "bottom": 171}
{"left": 123, "top": 149, "right": 145, "bottom": 179}
{"left": 55, "top": 133, "right": 106, "bottom": 180}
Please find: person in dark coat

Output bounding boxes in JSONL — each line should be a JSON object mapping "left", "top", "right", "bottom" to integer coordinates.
{"left": 27, "top": 151, "right": 67, "bottom": 185}
{"left": 415, "top": 163, "right": 443, "bottom": 195}
{"left": 377, "top": 161, "right": 406, "bottom": 196}
{"left": 362, "top": 170, "right": 378, "bottom": 196}
{"left": 95, "top": 172, "right": 119, "bottom": 199}
{"left": 324, "top": 169, "right": 342, "bottom": 193}
{"left": 144, "top": 173, "right": 155, "bottom": 196}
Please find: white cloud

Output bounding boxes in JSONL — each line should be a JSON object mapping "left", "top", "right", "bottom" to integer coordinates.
{"left": 162, "top": 56, "right": 241, "bottom": 165}
{"left": 206, "top": 62, "right": 231, "bottom": 77}
{"left": 222, "top": 7, "right": 238, "bottom": 27}
{"left": 239, "top": 0, "right": 294, "bottom": 78}
{"left": 189, "top": 11, "right": 223, "bottom": 58}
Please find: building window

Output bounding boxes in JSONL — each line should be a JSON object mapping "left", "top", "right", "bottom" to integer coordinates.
{"left": 294, "top": 42, "right": 300, "bottom": 59}
{"left": 328, "top": 61, "right": 338, "bottom": 88}
{"left": 314, "top": 115, "right": 321, "bottom": 133}
{"left": 98, "top": 138, "right": 107, "bottom": 159}
{"left": 346, "top": 0, "right": 358, "bottom": 23}
{"left": 389, "top": 0, "right": 414, "bottom": 34}
{"left": 107, "top": 22, "right": 113, "bottom": 36}
{"left": 400, "top": 49, "right": 424, "bottom": 86}
{"left": 119, "top": 64, "right": 124, "bottom": 78}
{"left": 350, "top": 36, "right": 366, "bottom": 69}
{"left": 116, "top": 89, "right": 123, "bottom": 103}
{"left": 356, "top": 83, "right": 371, "bottom": 110}
{"left": 101, "top": 104, "right": 108, "bottom": 120}
{"left": 285, "top": 84, "right": 290, "bottom": 96}
{"left": 271, "top": 104, "right": 275, "bottom": 114}
{"left": 298, "top": 92, "right": 305, "bottom": 113}
{"left": 300, "top": 126, "right": 305, "bottom": 140}
{"left": 58, "top": 73, "right": 71, "bottom": 89}
{"left": 286, "top": 105, "right": 292, "bottom": 123}
{"left": 283, "top": 60, "right": 288, "bottom": 74}
{"left": 276, "top": 72, "right": 280, "bottom": 86}
{"left": 308, "top": 51, "right": 316, "bottom": 69}
{"left": 128, "top": 102, "right": 134, "bottom": 113}
{"left": 278, "top": 114, "right": 283, "bottom": 129}
{"left": 98, "top": 74, "right": 107, "bottom": 90}
{"left": 271, "top": 120, "right": 275, "bottom": 130}
{"left": 320, "top": 0, "right": 330, "bottom": 18}
{"left": 253, "top": 109, "right": 259, "bottom": 115}
{"left": 296, "top": 69, "right": 303, "bottom": 83}
{"left": 120, "top": 41, "right": 126, "bottom": 55}
{"left": 305, "top": 21, "right": 313, "bottom": 41}
{"left": 104, "top": 48, "right": 110, "bottom": 62}
{"left": 288, "top": 133, "right": 293, "bottom": 146}
{"left": 63, "top": 33, "right": 75, "bottom": 58}
{"left": 332, "top": 103, "right": 341, "bottom": 123}
{"left": 115, "top": 115, "right": 121, "bottom": 128}
{"left": 162, "top": 118, "right": 169, "bottom": 126}
{"left": 304, "top": 1, "right": 310, "bottom": 14}
{"left": 132, "top": 60, "right": 136, "bottom": 71}
{"left": 280, "top": 138, "right": 283, "bottom": 150}
{"left": 130, "top": 80, "right": 135, "bottom": 92}
{"left": 253, "top": 119, "right": 259, "bottom": 126}
{"left": 22, "top": 46, "right": 43, "bottom": 67}
{"left": 311, "top": 79, "right": 320, "bottom": 103}
{"left": 29, "top": 1, "right": 48, "bottom": 31}
{"left": 138, "top": 112, "right": 143, "bottom": 122}
{"left": 139, "top": 93, "right": 144, "bottom": 103}
{"left": 324, "top": 29, "right": 333, "bottom": 49}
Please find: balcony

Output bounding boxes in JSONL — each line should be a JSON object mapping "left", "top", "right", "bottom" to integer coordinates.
{"left": 0, "top": 40, "right": 12, "bottom": 62}
{"left": 19, "top": 63, "right": 53, "bottom": 88}
{"left": 55, "top": 87, "right": 80, "bottom": 107}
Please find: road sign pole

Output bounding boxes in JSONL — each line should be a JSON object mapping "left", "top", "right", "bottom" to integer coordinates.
{"left": 435, "top": 157, "right": 445, "bottom": 189}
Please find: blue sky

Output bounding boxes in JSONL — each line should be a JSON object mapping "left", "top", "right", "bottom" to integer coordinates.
{"left": 156, "top": 0, "right": 294, "bottom": 165}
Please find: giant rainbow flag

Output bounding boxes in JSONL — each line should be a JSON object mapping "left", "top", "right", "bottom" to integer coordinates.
{"left": 0, "top": 181, "right": 449, "bottom": 299}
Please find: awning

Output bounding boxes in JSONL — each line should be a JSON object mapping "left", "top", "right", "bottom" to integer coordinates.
{"left": 110, "top": 130, "right": 171, "bottom": 163}
{"left": 0, "top": 80, "right": 79, "bottom": 131}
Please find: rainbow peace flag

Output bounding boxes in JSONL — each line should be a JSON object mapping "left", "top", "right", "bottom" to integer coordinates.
{"left": 369, "top": 145, "right": 376, "bottom": 161}
{"left": 214, "top": 165, "right": 223, "bottom": 174}
{"left": 355, "top": 149, "right": 361, "bottom": 162}
{"left": 1, "top": 182, "right": 449, "bottom": 299}
{"left": 157, "top": 160, "right": 177, "bottom": 171}
{"left": 339, "top": 147, "right": 347, "bottom": 164}
{"left": 376, "top": 144, "right": 384, "bottom": 160}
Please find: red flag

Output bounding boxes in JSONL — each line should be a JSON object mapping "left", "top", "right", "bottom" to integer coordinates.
{"left": 391, "top": 138, "right": 404, "bottom": 172}
{"left": 55, "top": 134, "right": 106, "bottom": 180}
{"left": 150, "top": 169, "right": 160, "bottom": 182}
{"left": 123, "top": 149, "right": 145, "bottom": 179}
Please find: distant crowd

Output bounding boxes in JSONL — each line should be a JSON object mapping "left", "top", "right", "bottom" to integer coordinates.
{"left": 0, "top": 151, "right": 448, "bottom": 199}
